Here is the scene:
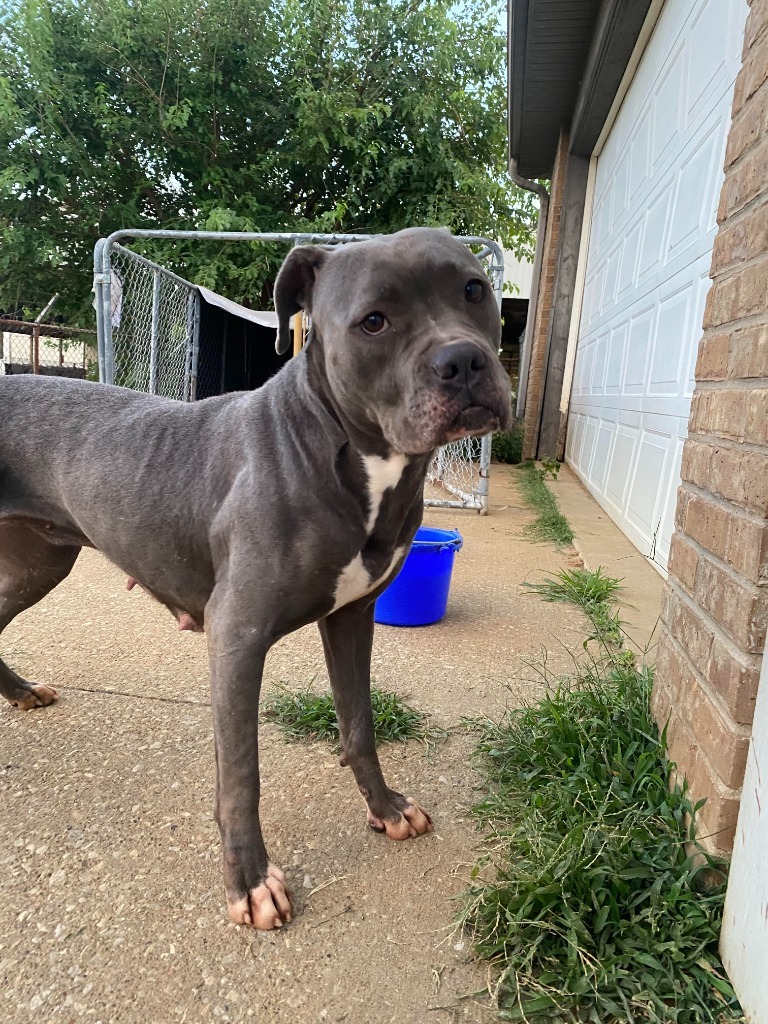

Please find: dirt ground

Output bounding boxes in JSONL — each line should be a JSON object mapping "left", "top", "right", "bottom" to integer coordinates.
{"left": 0, "top": 465, "right": 589, "bottom": 1024}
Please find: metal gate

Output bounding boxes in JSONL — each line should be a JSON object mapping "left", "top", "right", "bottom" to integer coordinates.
{"left": 93, "top": 230, "right": 504, "bottom": 512}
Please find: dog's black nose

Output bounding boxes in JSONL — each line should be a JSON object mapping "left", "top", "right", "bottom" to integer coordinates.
{"left": 433, "top": 342, "right": 487, "bottom": 385}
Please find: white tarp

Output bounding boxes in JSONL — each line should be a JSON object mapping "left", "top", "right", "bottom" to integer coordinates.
{"left": 196, "top": 286, "right": 292, "bottom": 332}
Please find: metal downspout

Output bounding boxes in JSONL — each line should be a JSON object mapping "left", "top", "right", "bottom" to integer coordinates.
{"left": 508, "top": 160, "right": 549, "bottom": 423}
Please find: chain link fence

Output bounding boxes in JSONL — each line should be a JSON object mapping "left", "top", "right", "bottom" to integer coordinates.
{"left": 94, "top": 230, "right": 504, "bottom": 512}
{"left": 0, "top": 318, "right": 97, "bottom": 379}
{"left": 425, "top": 435, "right": 488, "bottom": 508}
{"left": 107, "top": 244, "right": 196, "bottom": 400}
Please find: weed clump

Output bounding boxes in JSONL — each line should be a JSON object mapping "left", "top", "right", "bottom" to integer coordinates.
{"left": 461, "top": 570, "right": 740, "bottom": 1023}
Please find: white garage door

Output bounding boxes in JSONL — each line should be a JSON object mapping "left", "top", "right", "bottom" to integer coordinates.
{"left": 566, "top": 0, "right": 747, "bottom": 573}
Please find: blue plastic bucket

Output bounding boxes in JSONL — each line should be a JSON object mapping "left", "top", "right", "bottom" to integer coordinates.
{"left": 374, "top": 526, "right": 463, "bottom": 627}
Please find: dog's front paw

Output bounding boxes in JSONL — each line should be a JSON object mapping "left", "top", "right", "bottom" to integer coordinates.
{"left": 226, "top": 863, "right": 292, "bottom": 929}
{"left": 8, "top": 682, "right": 58, "bottom": 710}
{"left": 367, "top": 795, "right": 433, "bottom": 840}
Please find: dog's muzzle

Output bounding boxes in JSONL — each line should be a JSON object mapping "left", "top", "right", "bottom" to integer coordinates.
{"left": 431, "top": 340, "right": 510, "bottom": 442}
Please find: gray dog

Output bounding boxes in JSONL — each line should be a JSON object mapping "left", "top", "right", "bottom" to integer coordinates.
{"left": 0, "top": 228, "right": 510, "bottom": 929}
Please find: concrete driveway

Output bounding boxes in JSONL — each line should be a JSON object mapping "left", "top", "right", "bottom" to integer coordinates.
{"left": 0, "top": 466, "right": 653, "bottom": 1024}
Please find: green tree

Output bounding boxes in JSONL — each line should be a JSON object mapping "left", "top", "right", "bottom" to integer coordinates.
{"left": 0, "top": 0, "right": 536, "bottom": 323}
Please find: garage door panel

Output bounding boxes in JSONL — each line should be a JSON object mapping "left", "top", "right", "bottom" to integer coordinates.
{"left": 566, "top": 0, "right": 747, "bottom": 574}
{"left": 668, "top": 124, "right": 722, "bottom": 257}
{"left": 638, "top": 186, "right": 673, "bottom": 282}
{"left": 625, "top": 430, "right": 670, "bottom": 541}
{"left": 686, "top": 0, "right": 744, "bottom": 126}
{"left": 566, "top": 412, "right": 585, "bottom": 465}
{"left": 685, "top": 271, "right": 713, "bottom": 396}
{"left": 687, "top": 0, "right": 724, "bottom": 112}
{"left": 649, "top": 289, "right": 690, "bottom": 396}
{"left": 581, "top": 417, "right": 598, "bottom": 479}
{"left": 655, "top": 431, "right": 687, "bottom": 566}
{"left": 604, "top": 427, "right": 638, "bottom": 515}
{"left": 591, "top": 194, "right": 612, "bottom": 261}
{"left": 576, "top": 341, "right": 592, "bottom": 396}
{"left": 624, "top": 311, "right": 654, "bottom": 395}
{"left": 592, "top": 334, "right": 609, "bottom": 396}
{"left": 590, "top": 422, "right": 615, "bottom": 492}
{"left": 606, "top": 323, "right": 627, "bottom": 394}
{"left": 610, "top": 152, "right": 630, "bottom": 233}
{"left": 603, "top": 245, "right": 621, "bottom": 312}
{"left": 652, "top": 46, "right": 685, "bottom": 168}
{"left": 629, "top": 109, "right": 651, "bottom": 199}
{"left": 617, "top": 222, "right": 642, "bottom": 298}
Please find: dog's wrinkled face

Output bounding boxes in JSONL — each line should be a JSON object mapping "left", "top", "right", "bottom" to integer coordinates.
{"left": 274, "top": 227, "right": 511, "bottom": 454}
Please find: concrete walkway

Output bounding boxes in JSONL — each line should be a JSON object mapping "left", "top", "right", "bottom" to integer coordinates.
{"left": 0, "top": 465, "right": 663, "bottom": 1024}
{"left": 554, "top": 464, "right": 665, "bottom": 655}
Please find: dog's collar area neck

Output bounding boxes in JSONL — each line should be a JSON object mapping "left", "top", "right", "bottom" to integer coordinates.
{"left": 303, "top": 345, "right": 392, "bottom": 457}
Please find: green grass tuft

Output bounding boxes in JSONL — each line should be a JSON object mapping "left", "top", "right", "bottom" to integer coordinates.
{"left": 460, "top": 569, "right": 741, "bottom": 1023}
{"left": 492, "top": 424, "right": 525, "bottom": 464}
{"left": 523, "top": 567, "right": 625, "bottom": 647}
{"left": 518, "top": 461, "right": 574, "bottom": 545}
{"left": 263, "top": 684, "right": 435, "bottom": 750}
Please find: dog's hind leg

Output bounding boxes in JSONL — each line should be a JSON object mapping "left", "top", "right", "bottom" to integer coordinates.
{"left": 0, "top": 524, "right": 80, "bottom": 710}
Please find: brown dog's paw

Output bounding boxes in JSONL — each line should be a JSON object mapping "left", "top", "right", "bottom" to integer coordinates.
{"left": 227, "top": 864, "right": 292, "bottom": 929}
{"left": 367, "top": 797, "right": 433, "bottom": 840}
{"left": 10, "top": 683, "right": 58, "bottom": 711}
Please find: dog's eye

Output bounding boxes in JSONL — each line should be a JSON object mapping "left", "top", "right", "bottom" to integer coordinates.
{"left": 361, "top": 312, "right": 388, "bottom": 335}
{"left": 465, "top": 279, "right": 485, "bottom": 303}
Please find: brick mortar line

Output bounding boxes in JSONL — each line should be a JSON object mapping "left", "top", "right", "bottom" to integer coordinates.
{"left": 659, "top": 604, "right": 753, "bottom": 744}
{"left": 672, "top": 517, "right": 768, "bottom": 600}
{"left": 660, "top": 632, "right": 753, "bottom": 760}
{"left": 686, "top": 431, "right": 768, "bottom": 459}
{"left": 666, "top": 567, "right": 765, "bottom": 671}
{"left": 731, "top": 67, "right": 768, "bottom": 121}
{"left": 722, "top": 101, "right": 768, "bottom": 154}
{"left": 678, "top": 479, "right": 768, "bottom": 530}
{"left": 702, "top": 309, "right": 768, "bottom": 333}
{"left": 716, "top": 180, "right": 768, "bottom": 224}
{"left": 709, "top": 246, "right": 768, "bottom": 285}
{"left": 655, "top": 672, "right": 743, "bottom": 805}
{"left": 693, "top": 377, "right": 768, "bottom": 392}
{"left": 703, "top": 306, "right": 768, "bottom": 334}
{"left": 711, "top": 251, "right": 768, "bottom": 285}
{"left": 688, "top": 434, "right": 768, "bottom": 462}
{"left": 744, "top": 17, "right": 768, "bottom": 60}
{"left": 718, "top": 178, "right": 768, "bottom": 228}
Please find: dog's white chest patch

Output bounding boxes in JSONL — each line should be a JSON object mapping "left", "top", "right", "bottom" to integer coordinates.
{"left": 360, "top": 453, "right": 408, "bottom": 533}
{"left": 331, "top": 546, "right": 406, "bottom": 613}
{"left": 331, "top": 453, "right": 408, "bottom": 613}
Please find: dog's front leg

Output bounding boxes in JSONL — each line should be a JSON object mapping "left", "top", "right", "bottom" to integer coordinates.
{"left": 206, "top": 614, "right": 292, "bottom": 930}
{"left": 318, "top": 601, "right": 433, "bottom": 840}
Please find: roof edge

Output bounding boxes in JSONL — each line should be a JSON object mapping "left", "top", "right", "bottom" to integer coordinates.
{"left": 570, "top": 0, "right": 655, "bottom": 158}
{"left": 507, "top": 0, "right": 531, "bottom": 175}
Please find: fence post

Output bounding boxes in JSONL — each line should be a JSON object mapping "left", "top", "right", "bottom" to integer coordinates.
{"left": 189, "top": 291, "right": 201, "bottom": 401}
{"left": 32, "top": 325, "right": 40, "bottom": 373}
{"left": 478, "top": 434, "right": 492, "bottom": 515}
{"left": 149, "top": 269, "right": 161, "bottom": 395}
{"left": 183, "top": 290, "right": 199, "bottom": 402}
{"left": 292, "top": 313, "right": 303, "bottom": 356}
{"left": 103, "top": 247, "right": 115, "bottom": 385}
{"left": 93, "top": 240, "right": 106, "bottom": 383}
{"left": 435, "top": 447, "right": 446, "bottom": 482}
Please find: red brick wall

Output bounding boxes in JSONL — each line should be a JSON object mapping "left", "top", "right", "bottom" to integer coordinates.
{"left": 522, "top": 128, "right": 569, "bottom": 459}
{"left": 652, "top": 0, "right": 768, "bottom": 856}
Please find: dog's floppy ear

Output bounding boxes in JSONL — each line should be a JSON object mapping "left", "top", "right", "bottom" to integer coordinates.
{"left": 273, "top": 245, "right": 328, "bottom": 355}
